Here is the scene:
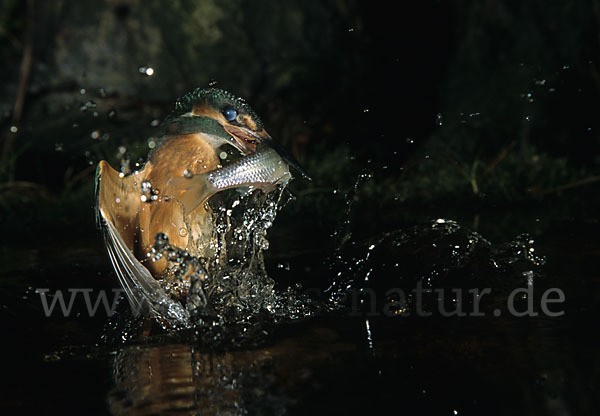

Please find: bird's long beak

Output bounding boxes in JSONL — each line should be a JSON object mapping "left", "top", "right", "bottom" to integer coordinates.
{"left": 224, "top": 125, "right": 311, "bottom": 180}
{"left": 223, "top": 125, "right": 260, "bottom": 155}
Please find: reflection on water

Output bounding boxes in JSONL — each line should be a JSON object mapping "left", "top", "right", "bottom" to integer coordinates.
{"left": 108, "top": 326, "right": 355, "bottom": 415}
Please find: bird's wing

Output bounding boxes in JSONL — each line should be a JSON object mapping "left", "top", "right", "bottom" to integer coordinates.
{"left": 95, "top": 161, "right": 190, "bottom": 328}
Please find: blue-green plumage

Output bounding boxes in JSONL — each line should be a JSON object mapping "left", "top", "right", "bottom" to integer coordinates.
{"left": 166, "top": 87, "right": 264, "bottom": 131}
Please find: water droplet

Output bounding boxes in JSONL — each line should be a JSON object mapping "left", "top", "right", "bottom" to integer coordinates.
{"left": 184, "top": 169, "right": 193, "bottom": 178}
{"left": 91, "top": 130, "right": 101, "bottom": 139}
{"left": 140, "top": 180, "right": 158, "bottom": 203}
{"left": 179, "top": 228, "right": 188, "bottom": 237}
{"left": 80, "top": 88, "right": 86, "bottom": 95}
{"left": 9, "top": 125, "right": 17, "bottom": 133}
{"left": 80, "top": 101, "right": 95, "bottom": 111}
{"left": 219, "top": 151, "right": 228, "bottom": 159}
{"left": 150, "top": 119, "right": 159, "bottom": 127}
{"left": 139, "top": 66, "right": 154, "bottom": 76}
{"left": 406, "top": 137, "right": 414, "bottom": 144}
{"left": 277, "top": 262, "right": 291, "bottom": 271}
{"left": 526, "top": 92, "right": 534, "bottom": 102}
{"left": 142, "top": 181, "right": 152, "bottom": 193}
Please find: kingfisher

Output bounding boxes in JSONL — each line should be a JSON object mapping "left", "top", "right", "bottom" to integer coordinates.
{"left": 95, "top": 88, "right": 307, "bottom": 324}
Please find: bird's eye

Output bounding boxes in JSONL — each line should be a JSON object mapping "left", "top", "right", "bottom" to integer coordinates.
{"left": 222, "top": 106, "right": 237, "bottom": 121}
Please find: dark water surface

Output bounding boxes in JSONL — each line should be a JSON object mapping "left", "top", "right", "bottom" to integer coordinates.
{"left": 1, "top": 206, "right": 598, "bottom": 415}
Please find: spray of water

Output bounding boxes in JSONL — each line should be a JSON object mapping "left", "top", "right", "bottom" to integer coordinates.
{"left": 103, "top": 185, "right": 321, "bottom": 342}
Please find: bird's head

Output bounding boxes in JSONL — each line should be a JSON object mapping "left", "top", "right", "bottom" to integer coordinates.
{"left": 158, "top": 87, "right": 308, "bottom": 178}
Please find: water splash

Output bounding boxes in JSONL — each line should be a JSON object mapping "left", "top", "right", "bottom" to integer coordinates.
{"left": 326, "top": 217, "right": 547, "bottom": 316}
{"left": 111, "top": 185, "right": 320, "bottom": 340}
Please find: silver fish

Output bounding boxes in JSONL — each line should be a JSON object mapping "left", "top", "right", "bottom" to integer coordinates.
{"left": 168, "top": 145, "right": 291, "bottom": 215}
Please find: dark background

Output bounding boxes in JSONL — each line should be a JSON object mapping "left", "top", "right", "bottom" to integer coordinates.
{"left": 2, "top": 0, "right": 599, "bottom": 235}
{"left": 1, "top": 1, "right": 599, "bottom": 415}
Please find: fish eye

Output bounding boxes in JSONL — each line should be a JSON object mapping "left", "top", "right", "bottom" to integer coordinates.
{"left": 222, "top": 106, "right": 237, "bottom": 121}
